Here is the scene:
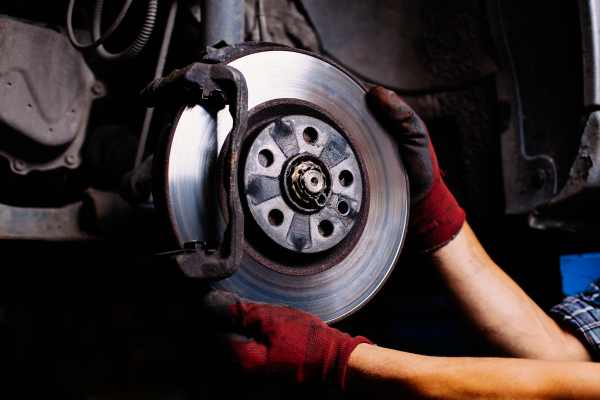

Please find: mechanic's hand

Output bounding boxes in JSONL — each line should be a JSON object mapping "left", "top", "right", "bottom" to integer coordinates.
{"left": 202, "top": 290, "right": 372, "bottom": 390}
{"left": 367, "top": 86, "right": 465, "bottom": 252}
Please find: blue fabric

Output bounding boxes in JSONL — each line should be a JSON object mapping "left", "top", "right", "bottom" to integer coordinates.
{"left": 560, "top": 252, "right": 600, "bottom": 295}
{"left": 550, "top": 279, "right": 600, "bottom": 360}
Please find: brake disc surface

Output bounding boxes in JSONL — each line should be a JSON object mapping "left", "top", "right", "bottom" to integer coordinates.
{"left": 162, "top": 47, "right": 409, "bottom": 323}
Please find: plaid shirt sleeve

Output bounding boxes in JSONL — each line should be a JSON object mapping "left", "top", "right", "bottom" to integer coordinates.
{"left": 550, "top": 279, "right": 600, "bottom": 360}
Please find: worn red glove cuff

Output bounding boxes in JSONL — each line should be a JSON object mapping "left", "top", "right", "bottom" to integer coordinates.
{"left": 409, "top": 176, "right": 465, "bottom": 252}
{"left": 336, "top": 336, "right": 372, "bottom": 392}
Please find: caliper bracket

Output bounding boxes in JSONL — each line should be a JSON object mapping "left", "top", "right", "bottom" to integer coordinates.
{"left": 144, "top": 63, "right": 248, "bottom": 279}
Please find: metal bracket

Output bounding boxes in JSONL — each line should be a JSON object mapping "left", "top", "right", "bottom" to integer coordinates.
{"left": 145, "top": 63, "right": 248, "bottom": 279}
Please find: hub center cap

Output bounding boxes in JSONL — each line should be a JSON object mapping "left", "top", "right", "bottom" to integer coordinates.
{"left": 285, "top": 155, "right": 331, "bottom": 212}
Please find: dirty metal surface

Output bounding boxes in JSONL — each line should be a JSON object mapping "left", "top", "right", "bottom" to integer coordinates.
{"left": 162, "top": 48, "right": 409, "bottom": 323}
{"left": 0, "top": 16, "right": 97, "bottom": 174}
{"left": 0, "top": 201, "right": 94, "bottom": 241}
{"left": 244, "top": 114, "right": 363, "bottom": 253}
{"left": 531, "top": 111, "right": 600, "bottom": 231}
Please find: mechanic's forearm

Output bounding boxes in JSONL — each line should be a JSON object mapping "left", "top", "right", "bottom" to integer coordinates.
{"left": 431, "top": 222, "right": 590, "bottom": 361}
{"left": 347, "top": 343, "right": 600, "bottom": 399}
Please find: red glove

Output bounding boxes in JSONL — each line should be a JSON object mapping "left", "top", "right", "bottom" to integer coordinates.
{"left": 202, "top": 290, "right": 372, "bottom": 390}
{"left": 367, "top": 86, "right": 465, "bottom": 252}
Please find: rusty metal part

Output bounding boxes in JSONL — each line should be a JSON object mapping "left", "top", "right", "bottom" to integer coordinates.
{"left": 158, "top": 46, "right": 409, "bottom": 322}
{"left": 243, "top": 114, "right": 362, "bottom": 253}
{"left": 147, "top": 62, "right": 249, "bottom": 280}
{"left": 530, "top": 111, "right": 600, "bottom": 231}
{"left": 286, "top": 157, "right": 330, "bottom": 211}
{"left": 550, "top": 112, "right": 600, "bottom": 204}
{"left": 234, "top": 99, "right": 370, "bottom": 277}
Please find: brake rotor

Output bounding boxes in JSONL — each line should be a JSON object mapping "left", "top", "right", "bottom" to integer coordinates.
{"left": 159, "top": 45, "right": 409, "bottom": 323}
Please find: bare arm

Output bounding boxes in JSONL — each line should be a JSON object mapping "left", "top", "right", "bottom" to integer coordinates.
{"left": 367, "top": 87, "right": 591, "bottom": 361}
{"left": 348, "top": 343, "right": 600, "bottom": 399}
{"left": 431, "top": 222, "right": 591, "bottom": 361}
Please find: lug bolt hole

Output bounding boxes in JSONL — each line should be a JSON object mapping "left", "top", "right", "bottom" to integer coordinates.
{"left": 337, "top": 200, "right": 349, "bottom": 215}
{"left": 318, "top": 220, "right": 334, "bottom": 237}
{"left": 339, "top": 170, "right": 354, "bottom": 187}
{"left": 303, "top": 127, "right": 318, "bottom": 144}
{"left": 268, "top": 209, "right": 284, "bottom": 226}
{"left": 316, "top": 194, "right": 327, "bottom": 206}
{"left": 258, "top": 149, "right": 274, "bottom": 168}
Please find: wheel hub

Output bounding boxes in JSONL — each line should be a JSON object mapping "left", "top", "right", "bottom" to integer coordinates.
{"left": 286, "top": 155, "right": 330, "bottom": 211}
{"left": 243, "top": 114, "right": 363, "bottom": 254}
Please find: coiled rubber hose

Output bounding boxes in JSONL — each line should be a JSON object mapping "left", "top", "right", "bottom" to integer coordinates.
{"left": 92, "top": 0, "right": 158, "bottom": 61}
{"left": 66, "top": 0, "right": 158, "bottom": 61}
{"left": 66, "top": 0, "right": 135, "bottom": 50}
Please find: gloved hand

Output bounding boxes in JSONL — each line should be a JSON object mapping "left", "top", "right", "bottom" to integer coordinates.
{"left": 367, "top": 86, "right": 465, "bottom": 252}
{"left": 203, "top": 290, "right": 372, "bottom": 390}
